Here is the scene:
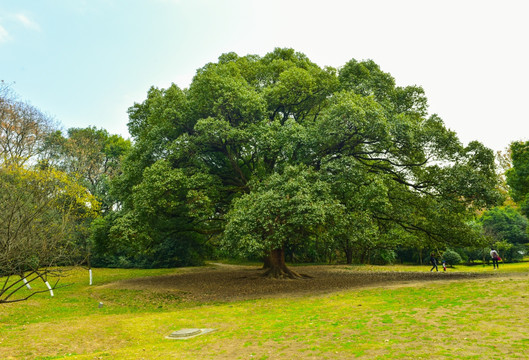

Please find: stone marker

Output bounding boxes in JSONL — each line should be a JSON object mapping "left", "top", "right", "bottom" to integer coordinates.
{"left": 166, "top": 328, "right": 216, "bottom": 340}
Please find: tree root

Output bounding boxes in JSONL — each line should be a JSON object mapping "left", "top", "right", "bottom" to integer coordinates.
{"left": 261, "top": 267, "right": 313, "bottom": 279}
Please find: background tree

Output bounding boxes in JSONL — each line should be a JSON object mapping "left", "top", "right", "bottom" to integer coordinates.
{"left": 480, "top": 206, "right": 528, "bottom": 261}
{"left": 0, "top": 82, "right": 56, "bottom": 166}
{"left": 0, "top": 164, "right": 99, "bottom": 303}
{"left": 37, "top": 126, "right": 130, "bottom": 270}
{"left": 41, "top": 126, "right": 131, "bottom": 211}
{"left": 107, "top": 160, "right": 219, "bottom": 267}
{"left": 496, "top": 146, "right": 514, "bottom": 205}
{"left": 506, "top": 141, "right": 529, "bottom": 217}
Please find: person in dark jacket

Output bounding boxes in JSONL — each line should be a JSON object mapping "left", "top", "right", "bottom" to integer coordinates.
{"left": 430, "top": 253, "right": 438, "bottom": 272}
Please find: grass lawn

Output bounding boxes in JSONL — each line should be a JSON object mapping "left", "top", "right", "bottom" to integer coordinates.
{"left": 1, "top": 262, "right": 529, "bottom": 359}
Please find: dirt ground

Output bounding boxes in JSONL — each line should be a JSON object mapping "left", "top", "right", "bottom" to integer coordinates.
{"left": 104, "top": 263, "right": 501, "bottom": 303}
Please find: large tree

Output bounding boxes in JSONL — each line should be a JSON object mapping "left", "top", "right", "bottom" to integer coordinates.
{"left": 112, "top": 48, "right": 502, "bottom": 276}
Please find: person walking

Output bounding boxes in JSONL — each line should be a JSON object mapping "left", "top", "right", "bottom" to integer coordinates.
{"left": 430, "top": 252, "right": 438, "bottom": 272}
{"left": 490, "top": 248, "right": 500, "bottom": 269}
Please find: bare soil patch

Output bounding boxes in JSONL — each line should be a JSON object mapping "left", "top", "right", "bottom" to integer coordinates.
{"left": 102, "top": 264, "right": 504, "bottom": 303}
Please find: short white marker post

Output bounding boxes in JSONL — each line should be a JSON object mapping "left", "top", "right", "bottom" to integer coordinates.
{"left": 23, "top": 278, "right": 32, "bottom": 290}
{"left": 44, "top": 281, "right": 54, "bottom": 297}
{"left": 89, "top": 268, "right": 93, "bottom": 285}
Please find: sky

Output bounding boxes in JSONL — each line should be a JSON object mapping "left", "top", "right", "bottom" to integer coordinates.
{"left": 1, "top": 0, "right": 528, "bottom": 153}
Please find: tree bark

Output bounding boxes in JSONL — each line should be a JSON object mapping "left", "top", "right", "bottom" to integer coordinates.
{"left": 262, "top": 254, "right": 271, "bottom": 270}
{"left": 262, "top": 248, "right": 310, "bottom": 279}
{"left": 344, "top": 245, "right": 353, "bottom": 264}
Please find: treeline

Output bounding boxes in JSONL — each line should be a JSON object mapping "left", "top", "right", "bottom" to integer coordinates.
{"left": 2, "top": 49, "right": 528, "bottom": 281}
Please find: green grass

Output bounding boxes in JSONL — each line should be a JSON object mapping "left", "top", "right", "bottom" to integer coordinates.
{"left": 1, "top": 263, "right": 529, "bottom": 359}
{"left": 344, "top": 260, "right": 529, "bottom": 273}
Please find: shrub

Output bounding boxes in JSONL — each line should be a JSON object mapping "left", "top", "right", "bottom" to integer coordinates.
{"left": 370, "top": 249, "right": 397, "bottom": 265}
{"left": 442, "top": 249, "right": 462, "bottom": 267}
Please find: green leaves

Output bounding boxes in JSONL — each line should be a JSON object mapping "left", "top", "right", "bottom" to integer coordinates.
{"left": 481, "top": 206, "right": 528, "bottom": 245}
{"left": 339, "top": 59, "right": 395, "bottom": 100}
{"left": 107, "top": 160, "right": 219, "bottom": 264}
{"left": 188, "top": 62, "right": 266, "bottom": 126}
{"left": 128, "top": 84, "right": 190, "bottom": 139}
{"left": 316, "top": 91, "right": 389, "bottom": 157}
{"left": 506, "top": 141, "right": 529, "bottom": 216}
{"left": 223, "top": 166, "right": 344, "bottom": 257}
{"left": 132, "top": 160, "right": 216, "bottom": 222}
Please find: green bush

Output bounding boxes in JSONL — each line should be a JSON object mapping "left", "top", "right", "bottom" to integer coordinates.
{"left": 370, "top": 249, "right": 397, "bottom": 265}
{"left": 442, "top": 249, "right": 462, "bottom": 267}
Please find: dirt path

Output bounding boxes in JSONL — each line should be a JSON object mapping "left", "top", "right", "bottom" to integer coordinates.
{"left": 102, "top": 264, "right": 517, "bottom": 303}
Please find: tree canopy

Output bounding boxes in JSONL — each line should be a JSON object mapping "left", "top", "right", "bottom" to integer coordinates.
{"left": 106, "top": 48, "right": 502, "bottom": 277}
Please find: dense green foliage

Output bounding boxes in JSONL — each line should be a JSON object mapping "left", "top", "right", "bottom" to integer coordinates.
{"left": 507, "top": 141, "right": 529, "bottom": 217}
{"left": 441, "top": 249, "right": 462, "bottom": 266}
{"left": 481, "top": 206, "right": 528, "bottom": 244}
{"left": 99, "top": 48, "right": 502, "bottom": 272}
{"left": 42, "top": 126, "right": 131, "bottom": 212}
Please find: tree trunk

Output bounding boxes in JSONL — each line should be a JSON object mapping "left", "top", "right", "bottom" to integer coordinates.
{"left": 344, "top": 247, "right": 353, "bottom": 265}
{"left": 360, "top": 249, "right": 368, "bottom": 264}
{"left": 262, "top": 248, "right": 309, "bottom": 279}
{"left": 262, "top": 254, "right": 271, "bottom": 270}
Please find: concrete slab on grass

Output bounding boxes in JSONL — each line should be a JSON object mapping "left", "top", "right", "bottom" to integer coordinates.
{"left": 166, "top": 328, "right": 216, "bottom": 340}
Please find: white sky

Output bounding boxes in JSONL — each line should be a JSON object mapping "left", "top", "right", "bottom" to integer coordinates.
{"left": 1, "top": 0, "right": 528, "bottom": 152}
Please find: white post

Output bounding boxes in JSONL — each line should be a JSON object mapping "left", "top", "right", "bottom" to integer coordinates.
{"left": 89, "top": 268, "right": 93, "bottom": 285}
{"left": 22, "top": 278, "right": 32, "bottom": 290}
{"left": 44, "top": 281, "right": 54, "bottom": 297}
